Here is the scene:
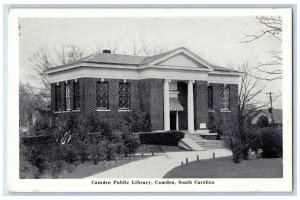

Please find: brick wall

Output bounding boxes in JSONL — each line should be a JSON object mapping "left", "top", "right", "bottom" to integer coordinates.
{"left": 207, "top": 83, "right": 239, "bottom": 129}
{"left": 149, "top": 79, "right": 164, "bottom": 130}
{"left": 83, "top": 78, "right": 140, "bottom": 124}
{"left": 50, "top": 78, "right": 239, "bottom": 132}
{"left": 139, "top": 79, "right": 164, "bottom": 131}
{"left": 194, "top": 81, "right": 208, "bottom": 129}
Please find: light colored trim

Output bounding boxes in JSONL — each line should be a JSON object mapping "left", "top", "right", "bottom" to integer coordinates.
{"left": 118, "top": 109, "right": 131, "bottom": 112}
{"left": 209, "top": 71, "right": 243, "bottom": 76}
{"left": 176, "top": 111, "right": 179, "bottom": 131}
{"left": 46, "top": 63, "right": 240, "bottom": 84}
{"left": 54, "top": 111, "right": 62, "bottom": 114}
{"left": 164, "top": 79, "right": 170, "bottom": 131}
{"left": 208, "top": 74, "right": 240, "bottom": 85}
{"left": 220, "top": 110, "right": 231, "bottom": 113}
{"left": 139, "top": 68, "right": 208, "bottom": 81}
{"left": 187, "top": 80, "right": 194, "bottom": 131}
{"left": 139, "top": 65, "right": 211, "bottom": 72}
{"left": 63, "top": 110, "right": 71, "bottom": 113}
{"left": 72, "top": 109, "right": 81, "bottom": 112}
{"left": 147, "top": 48, "right": 215, "bottom": 71}
{"left": 45, "top": 62, "right": 138, "bottom": 74}
{"left": 96, "top": 109, "right": 111, "bottom": 112}
{"left": 47, "top": 66, "right": 211, "bottom": 83}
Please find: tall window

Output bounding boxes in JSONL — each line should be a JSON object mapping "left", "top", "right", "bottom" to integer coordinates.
{"left": 73, "top": 81, "right": 80, "bottom": 110}
{"left": 220, "top": 86, "right": 230, "bottom": 111}
{"left": 65, "top": 82, "right": 71, "bottom": 111}
{"left": 119, "top": 82, "right": 130, "bottom": 110}
{"left": 208, "top": 86, "right": 213, "bottom": 110}
{"left": 96, "top": 82, "right": 109, "bottom": 110}
{"left": 55, "top": 84, "right": 61, "bottom": 111}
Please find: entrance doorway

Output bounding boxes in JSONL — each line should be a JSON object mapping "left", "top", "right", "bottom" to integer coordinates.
{"left": 170, "top": 111, "right": 179, "bottom": 130}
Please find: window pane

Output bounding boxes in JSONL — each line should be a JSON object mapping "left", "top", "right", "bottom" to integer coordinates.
{"left": 119, "top": 83, "right": 130, "bottom": 109}
{"left": 66, "top": 83, "right": 71, "bottom": 111}
{"left": 220, "top": 86, "right": 230, "bottom": 111}
{"left": 96, "top": 82, "right": 109, "bottom": 109}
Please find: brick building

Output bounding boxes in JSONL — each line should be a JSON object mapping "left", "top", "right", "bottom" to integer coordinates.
{"left": 45, "top": 47, "right": 242, "bottom": 133}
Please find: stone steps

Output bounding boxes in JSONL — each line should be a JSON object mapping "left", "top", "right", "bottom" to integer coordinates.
{"left": 184, "top": 133, "right": 227, "bottom": 150}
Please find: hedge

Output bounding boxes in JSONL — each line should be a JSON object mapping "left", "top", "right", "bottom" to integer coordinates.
{"left": 20, "top": 134, "right": 55, "bottom": 146}
{"left": 139, "top": 131, "right": 185, "bottom": 146}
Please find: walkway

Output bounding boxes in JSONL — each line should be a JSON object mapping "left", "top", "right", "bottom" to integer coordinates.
{"left": 85, "top": 149, "right": 232, "bottom": 179}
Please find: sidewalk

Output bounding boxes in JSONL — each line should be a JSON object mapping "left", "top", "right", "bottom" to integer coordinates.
{"left": 85, "top": 149, "right": 232, "bottom": 178}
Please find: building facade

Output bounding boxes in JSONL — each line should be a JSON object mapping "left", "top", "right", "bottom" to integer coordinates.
{"left": 45, "top": 47, "right": 242, "bottom": 132}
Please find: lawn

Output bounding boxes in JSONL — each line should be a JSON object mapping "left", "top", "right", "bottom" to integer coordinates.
{"left": 163, "top": 156, "right": 283, "bottom": 178}
{"left": 59, "top": 155, "right": 150, "bottom": 179}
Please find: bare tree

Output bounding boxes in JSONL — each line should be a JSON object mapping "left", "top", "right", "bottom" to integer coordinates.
{"left": 29, "top": 45, "right": 85, "bottom": 91}
{"left": 240, "top": 16, "right": 282, "bottom": 81}
{"left": 102, "top": 39, "right": 169, "bottom": 56}
{"left": 221, "top": 63, "right": 281, "bottom": 162}
{"left": 19, "top": 83, "right": 50, "bottom": 132}
{"left": 241, "top": 16, "right": 282, "bottom": 43}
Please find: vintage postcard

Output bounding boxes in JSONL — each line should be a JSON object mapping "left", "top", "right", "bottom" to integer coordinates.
{"left": 7, "top": 7, "right": 293, "bottom": 192}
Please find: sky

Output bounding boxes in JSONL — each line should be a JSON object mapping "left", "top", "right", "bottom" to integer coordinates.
{"left": 19, "top": 16, "right": 282, "bottom": 108}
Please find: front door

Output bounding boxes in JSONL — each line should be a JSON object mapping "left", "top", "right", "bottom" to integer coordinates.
{"left": 170, "top": 111, "right": 177, "bottom": 130}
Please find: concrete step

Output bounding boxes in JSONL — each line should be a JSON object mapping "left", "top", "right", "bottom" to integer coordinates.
{"left": 195, "top": 141, "right": 227, "bottom": 150}
{"left": 184, "top": 133, "right": 227, "bottom": 150}
{"left": 178, "top": 137, "right": 205, "bottom": 151}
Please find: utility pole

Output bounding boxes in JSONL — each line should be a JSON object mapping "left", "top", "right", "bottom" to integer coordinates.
{"left": 266, "top": 92, "right": 275, "bottom": 126}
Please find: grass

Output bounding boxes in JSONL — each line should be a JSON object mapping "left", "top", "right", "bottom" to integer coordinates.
{"left": 163, "top": 156, "right": 283, "bottom": 178}
{"left": 59, "top": 155, "right": 150, "bottom": 179}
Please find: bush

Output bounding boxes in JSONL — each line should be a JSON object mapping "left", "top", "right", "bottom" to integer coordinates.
{"left": 122, "top": 133, "right": 140, "bottom": 156}
{"left": 232, "top": 141, "right": 243, "bottom": 163}
{"left": 20, "top": 113, "right": 143, "bottom": 177}
{"left": 139, "top": 131, "right": 185, "bottom": 146}
{"left": 256, "top": 115, "right": 270, "bottom": 128}
{"left": 259, "top": 127, "right": 282, "bottom": 158}
{"left": 122, "top": 111, "right": 151, "bottom": 133}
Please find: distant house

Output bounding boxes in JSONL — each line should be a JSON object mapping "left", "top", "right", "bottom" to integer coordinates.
{"left": 44, "top": 47, "right": 242, "bottom": 133}
{"left": 250, "top": 109, "right": 282, "bottom": 132}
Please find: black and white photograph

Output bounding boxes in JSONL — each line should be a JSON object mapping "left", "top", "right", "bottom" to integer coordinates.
{"left": 6, "top": 7, "right": 293, "bottom": 192}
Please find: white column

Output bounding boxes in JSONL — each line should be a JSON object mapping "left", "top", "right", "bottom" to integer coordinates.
{"left": 164, "top": 79, "right": 170, "bottom": 131}
{"left": 188, "top": 80, "right": 195, "bottom": 131}
{"left": 176, "top": 111, "right": 179, "bottom": 131}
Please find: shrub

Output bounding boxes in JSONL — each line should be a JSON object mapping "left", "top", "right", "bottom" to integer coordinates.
{"left": 122, "top": 133, "right": 140, "bottom": 156}
{"left": 256, "top": 115, "right": 270, "bottom": 128}
{"left": 122, "top": 111, "right": 151, "bottom": 132}
{"left": 232, "top": 141, "right": 243, "bottom": 163}
{"left": 259, "top": 127, "right": 282, "bottom": 158}
{"left": 139, "top": 131, "right": 185, "bottom": 146}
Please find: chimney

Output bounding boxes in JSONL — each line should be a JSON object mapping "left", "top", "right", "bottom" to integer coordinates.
{"left": 102, "top": 50, "right": 111, "bottom": 53}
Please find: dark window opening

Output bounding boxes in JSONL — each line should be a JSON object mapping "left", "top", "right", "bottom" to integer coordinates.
{"left": 55, "top": 84, "right": 62, "bottom": 111}
{"left": 73, "top": 81, "right": 80, "bottom": 110}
